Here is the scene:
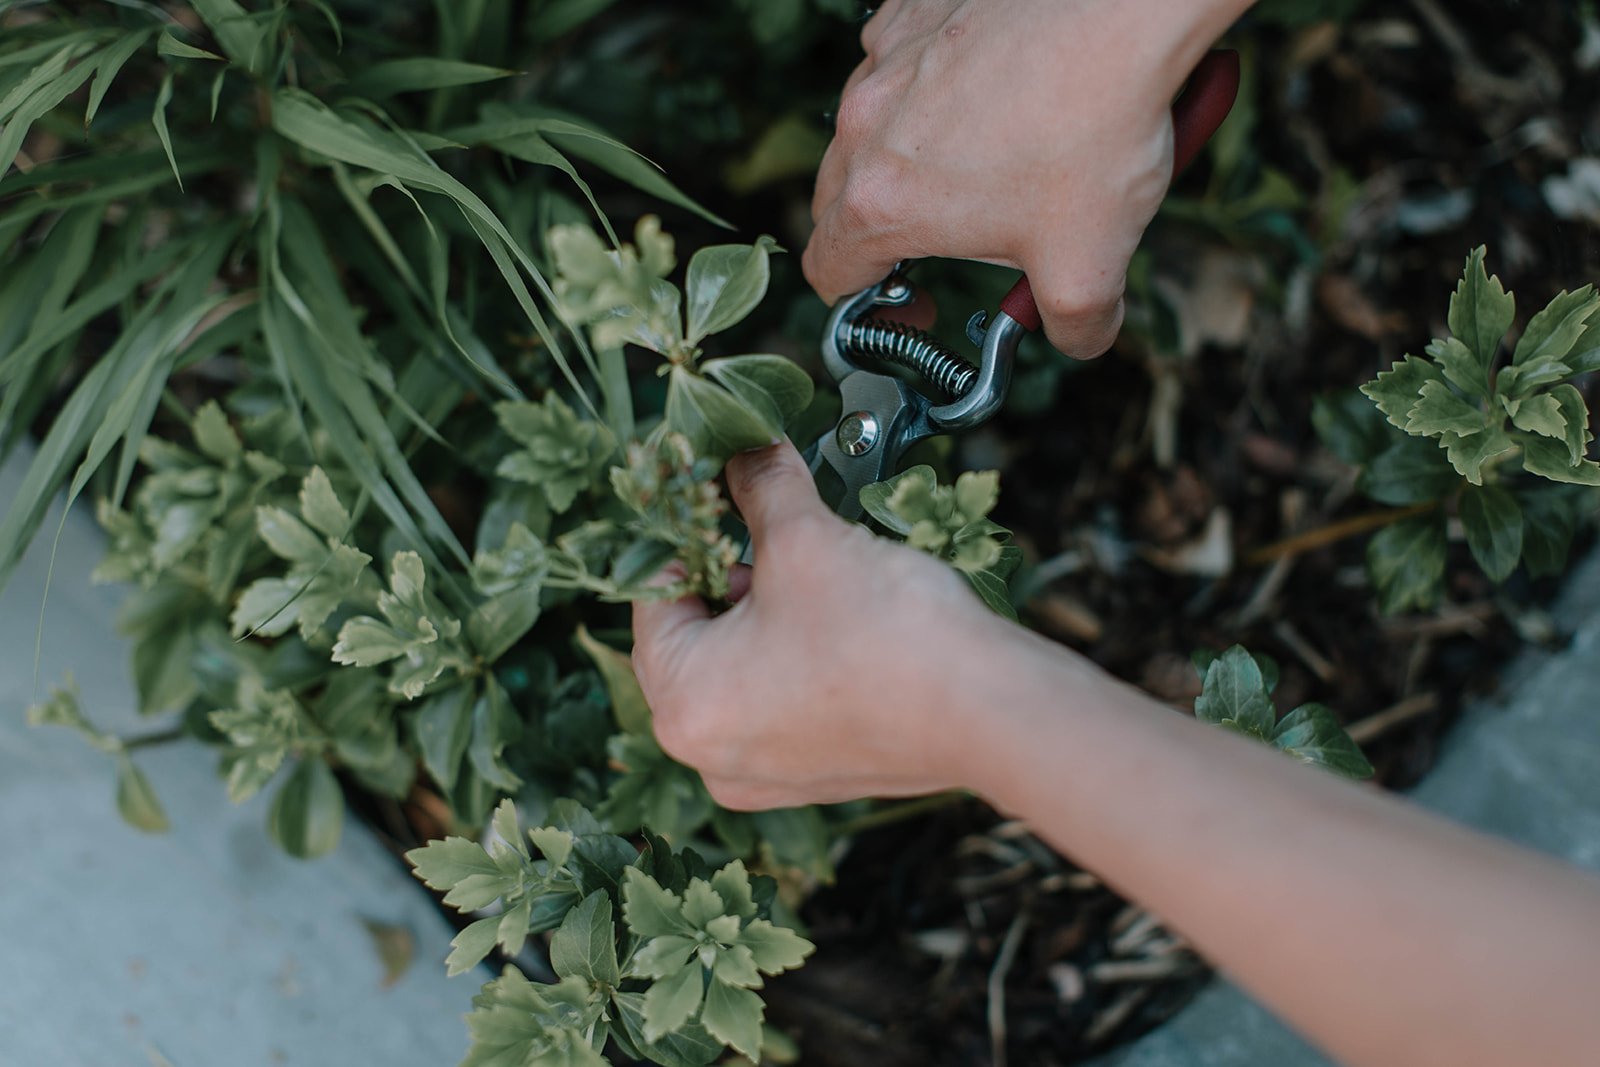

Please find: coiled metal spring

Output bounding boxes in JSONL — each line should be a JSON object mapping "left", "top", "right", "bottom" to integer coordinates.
{"left": 843, "top": 319, "right": 978, "bottom": 400}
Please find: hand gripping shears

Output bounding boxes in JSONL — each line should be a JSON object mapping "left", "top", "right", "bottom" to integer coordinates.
{"left": 803, "top": 51, "right": 1242, "bottom": 523}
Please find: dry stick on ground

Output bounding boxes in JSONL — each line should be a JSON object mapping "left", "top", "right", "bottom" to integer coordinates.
{"left": 1346, "top": 692, "right": 1440, "bottom": 745}
{"left": 987, "top": 905, "right": 1032, "bottom": 1067}
{"left": 1244, "top": 502, "right": 1437, "bottom": 566}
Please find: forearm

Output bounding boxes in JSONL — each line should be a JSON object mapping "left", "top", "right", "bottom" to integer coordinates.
{"left": 943, "top": 622, "right": 1600, "bottom": 1067}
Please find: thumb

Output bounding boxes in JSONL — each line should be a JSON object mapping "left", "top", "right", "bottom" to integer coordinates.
{"left": 724, "top": 439, "right": 829, "bottom": 548}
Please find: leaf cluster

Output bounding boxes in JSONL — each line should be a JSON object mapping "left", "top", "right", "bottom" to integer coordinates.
{"left": 407, "top": 799, "right": 812, "bottom": 1066}
{"left": 1191, "top": 647, "right": 1374, "bottom": 779}
{"left": 1315, "top": 248, "right": 1600, "bottom": 612}
{"left": 859, "top": 465, "right": 1022, "bottom": 619}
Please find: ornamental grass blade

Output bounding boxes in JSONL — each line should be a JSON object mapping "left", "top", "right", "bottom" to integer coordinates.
{"left": 151, "top": 71, "right": 182, "bottom": 190}
{"left": 340, "top": 58, "right": 517, "bottom": 99}
{"left": 85, "top": 29, "right": 151, "bottom": 129}
{"left": 0, "top": 46, "right": 100, "bottom": 181}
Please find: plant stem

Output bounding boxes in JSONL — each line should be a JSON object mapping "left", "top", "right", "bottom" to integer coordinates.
{"left": 1244, "top": 502, "right": 1437, "bottom": 566}
{"left": 833, "top": 792, "right": 970, "bottom": 837}
{"left": 123, "top": 726, "right": 185, "bottom": 752}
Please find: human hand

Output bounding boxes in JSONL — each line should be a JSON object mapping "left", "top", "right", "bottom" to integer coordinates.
{"left": 630, "top": 440, "right": 1003, "bottom": 811}
{"left": 804, "top": 0, "right": 1249, "bottom": 358}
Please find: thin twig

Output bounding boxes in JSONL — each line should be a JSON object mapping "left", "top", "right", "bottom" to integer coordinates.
{"left": 987, "top": 906, "right": 1031, "bottom": 1067}
{"left": 1272, "top": 619, "right": 1338, "bottom": 684}
{"left": 1244, "top": 503, "right": 1435, "bottom": 566}
{"left": 1345, "top": 692, "right": 1439, "bottom": 745}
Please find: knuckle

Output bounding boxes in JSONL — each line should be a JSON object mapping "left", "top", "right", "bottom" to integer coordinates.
{"left": 832, "top": 70, "right": 892, "bottom": 145}
{"left": 837, "top": 170, "right": 895, "bottom": 234}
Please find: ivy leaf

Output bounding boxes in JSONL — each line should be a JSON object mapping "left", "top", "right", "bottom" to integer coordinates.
{"left": 266, "top": 758, "right": 344, "bottom": 859}
{"left": 1360, "top": 355, "right": 1442, "bottom": 430}
{"left": 114, "top": 753, "right": 170, "bottom": 833}
{"left": 1440, "top": 424, "right": 1514, "bottom": 485}
{"left": 1367, "top": 513, "right": 1447, "bottom": 614}
{"left": 1194, "top": 646, "right": 1276, "bottom": 737}
{"left": 684, "top": 236, "right": 780, "bottom": 345}
{"left": 447, "top": 915, "right": 501, "bottom": 977}
{"left": 1447, "top": 246, "right": 1514, "bottom": 370}
{"left": 1522, "top": 435, "right": 1600, "bottom": 485}
{"left": 1271, "top": 704, "right": 1374, "bottom": 779}
{"left": 641, "top": 961, "right": 704, "bottom": 1041}
{"left": 550, "top": 890, "right": 621, "bottom": 987}
{"left": 702, "top": 354, "right": 813, "bottom": 429}
{"left": 665, "top": 366, "right": 779, "bottom": 463}
{"left": 1359, "top": 437, "right": 1460, "bottom": 503}
{"left": 1458, "top": 484, "right": 1523, "bottom": 583}
{"left": 1512, "top": 285, "right": 1598, "bottom": 366}
{"left": 1404, "top": 380, "right": 1487, "bottom": 438}
{"left": 1426, "top": 337, "right": 1489, "bottom": 400}
{"left": 299, "top": 466, "right": 351, "bottom": 539}
{"left": 1508, "top": 392, "right": 1568, "bottom": 440}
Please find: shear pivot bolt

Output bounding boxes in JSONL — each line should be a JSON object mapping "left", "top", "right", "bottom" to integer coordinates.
{"left": 837, "top": 411, "right": 881, "bottom": 457}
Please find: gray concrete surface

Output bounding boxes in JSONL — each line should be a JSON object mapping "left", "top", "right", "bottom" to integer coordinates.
{"left": 1095, "top": 552, "right": 1600, "bottom": 1067}
{"left": 0, "top": 450, "right": 476, "bottom": 1067}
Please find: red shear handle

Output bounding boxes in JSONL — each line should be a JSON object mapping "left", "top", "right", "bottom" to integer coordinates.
{"left": 997, "top": 49, "right": 1242, "bottom": 334}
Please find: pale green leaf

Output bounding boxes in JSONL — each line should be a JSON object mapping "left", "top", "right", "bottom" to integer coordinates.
{"left": 701, "top": 354, "right": 813, "bottom": 429}
{"left": 1522, "top": 435, "right": 1600, "bottom": 485}
{"left": 698, "top": 979, "right": 763, "bottom": 1061}
{"left": 737, "top": 919, "right": 814, "bottom": 975}
{"left": 1426, "top": 336, "right": 1489, "bottom": 400}
{"left": 1404, "top": 380, "right": 1487, "bottom": 438}
{"left": 622, "top": 867, "right": 691, "bottom": 939}
{"left": 665, "top": 367, "right": 780, "bottom": 463}
{"left": 1448, "top": 246, "right": 1514, "bottom": 369}
{"left": 1360, "top": 355, "right": 1443, "bottom": 430}
{"left": 1513, "top": 286, "right": 1598, "bottom": 366}
{"left": 257, "top": 505, "right": 325, "bottom": 563}
{"left": 115, "top": 753, "right": 170, "bottom": 833}
{"left": 632, "top": 934, "right": 697, "bottom": 980}
{"left": 1440, "top": 424, "right": 1515, "bottom": 485}
{"left": 681, "top": 880, "right": 727, "bottom": 929}
{"left": 684, "top": 237, "right": 780, "bottom": 344}
{"left": 447, "top": 915, "right": 501, "bottom": 977}
{"left": 528, "top": 825, "right": 575, "bottom": 868}
{"left": 642, "top": 961, "right": 705, "bottom": 1043}
{"left": 708, "top": 861, "right": 757, "bottom": 921}
{"left": 1550, "top": 384, "right": 1593, "bottom": 465}
{"left": 299, "top": 467, "right": 351, "bottom": 539}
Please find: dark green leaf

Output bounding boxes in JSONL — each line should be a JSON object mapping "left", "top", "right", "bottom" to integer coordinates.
{"left": 414, "top": 683, "right": 475, "bottom": 790}
{"left": 1367, "top": 514, "right": 1447, "bottom": 614}
{"left": 1518, "top": 486, "right": 1591, "bottom": 578}
{"left": 1271, "top": 704, "right": 1374, "bottom": 779}
{"left": 1359, "top": 437, "right": 1460, "bottom": 503}
{"left": 1458, "top": 483, "right": 1523, "bottom": 582}
{"left": 574, "top": 624, "right": 651, "bottom": 735}
{"left": 267, "top": 759, "right": 344, "bottom": 858}
{"left": 1404, "top": 379, "right": 1488, "bottom": 438}
{"left": 1311, "top": 389, "right": 1393, "bottom": 466}
{"left": 1194, "top": 646, "right": 1275, "bottom": 737}
{"left": 702, "top": 354, "right": 813, "bottom": 431}
{"left": 1550, "top": 384, "right": 1594, "bottom": 466}
{"left": 613, "top": 992, "right": 723, "bottom": 1067}
{"left": 341, "top": 59, "right": 517, "bottom": 99}
{"left": 157, "top": 30, "right": 224, "bottom": 62}
{"left": 665, "top": 367, "right": 780, "bottom": 463}
{"left": 152, "top": 70, "right": 182, "bottom": 190}
{"left": 550, "top": 891, "right": 621, "bottom": 987}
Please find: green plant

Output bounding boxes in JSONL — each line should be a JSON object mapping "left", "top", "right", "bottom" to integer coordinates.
{"left": 1, "top": 6, "right": 991, "bottom": 1062}
{"left": 1314, "top": 248, "right": 1600, "bottom": 613}
{"left": 1191, "top": 646, "right": 1373, "bottom": 779}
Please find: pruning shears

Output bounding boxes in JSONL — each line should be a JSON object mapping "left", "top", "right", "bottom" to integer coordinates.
{"left": 803, "top": 51, "right": 1242, "bottom": 523}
